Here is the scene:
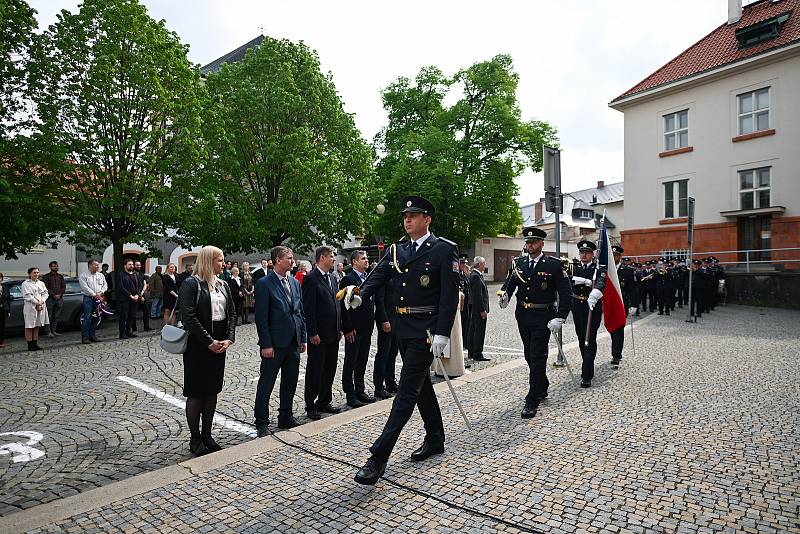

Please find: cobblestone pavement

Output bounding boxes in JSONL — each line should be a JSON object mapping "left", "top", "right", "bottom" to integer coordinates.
{"left": 3, "top": 298, "right": 799, "bottom": 532}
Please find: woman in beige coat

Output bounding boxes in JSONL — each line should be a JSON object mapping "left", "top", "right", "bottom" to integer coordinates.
{"left": 21, "top": 267, "right": 49, "bottom": 351}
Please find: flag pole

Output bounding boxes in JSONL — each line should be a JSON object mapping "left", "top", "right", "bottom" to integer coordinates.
{"left": 583, "top": 210, "right": 605, "bottom": 346}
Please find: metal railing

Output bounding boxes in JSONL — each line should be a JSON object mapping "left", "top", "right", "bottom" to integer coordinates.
{"left": 630, "top": 247, "right": 800, "bottom": 273}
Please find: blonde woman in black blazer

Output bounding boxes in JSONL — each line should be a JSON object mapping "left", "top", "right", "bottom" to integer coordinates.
{"left": 178, "top": 246, "right": 236, "bottom": 456}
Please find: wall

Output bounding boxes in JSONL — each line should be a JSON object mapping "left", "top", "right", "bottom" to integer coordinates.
{"left": 620, "top": 53, "right": 800, "bottom": 231}
{"left": 724, "top": 272, "right": 800, "bottom": 308}
{"left": 0, "top": 239, "right": 78, "bottom": 279}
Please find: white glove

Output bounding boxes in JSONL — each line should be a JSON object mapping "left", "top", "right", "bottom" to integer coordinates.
{"left": 572, "top": 276, "right": 592, "bottom": 287}
{"left": 587, "top": 288, "right": 603, "bottom": 310}
{"left": 628, "top": 307, "right": 637, "bottom": 315}
{"left": 498, "top": 292, "right": 509, "bottom": 309}
{"left": 431, "top": 335, "right": 449, "bottom": 358}
{"left": 547, "top": 317, "right": 565, "bottom": 332}
{"left": 343, "top": 286, "right": 362, "bottom": 310}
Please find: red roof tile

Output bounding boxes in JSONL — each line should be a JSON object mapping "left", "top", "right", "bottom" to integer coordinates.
{"left": 611, "top": 0, "right": 800, "bottom": 103}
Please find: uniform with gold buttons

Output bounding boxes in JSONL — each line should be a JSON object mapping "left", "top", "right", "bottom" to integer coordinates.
{"left": 500, "top": 226, "right": 570, "bottom": 416}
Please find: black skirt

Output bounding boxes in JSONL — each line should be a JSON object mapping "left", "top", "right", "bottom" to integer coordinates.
{"left": 183, "top": 320, "right": 227, "bottom": 397}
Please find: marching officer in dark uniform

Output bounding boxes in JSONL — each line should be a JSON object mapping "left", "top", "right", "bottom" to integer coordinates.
{"left": 458, "top": 253, "right": 472, "bottom": 363}
{"left": 570, "top": 239, "right": 606, "bottom": 388}
{"left": 610, "top": 247, "right": 638, "bottom": 366}
{"left": 498, "top": 226, "right": 570, "bottom": 418}
{"left": 346, "top": 195, "right": 459, "bottom": 485}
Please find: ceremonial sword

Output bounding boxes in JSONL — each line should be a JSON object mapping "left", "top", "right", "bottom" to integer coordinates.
{"left": 428, "top": 329, "right": 472, "bottom": 430}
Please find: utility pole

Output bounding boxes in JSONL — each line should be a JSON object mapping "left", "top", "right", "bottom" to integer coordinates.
{"left": 686, "top": 197, "right": 696, "bottom": 323}
{"left": 543, "top": 146, "right": 565, "bottom": 365}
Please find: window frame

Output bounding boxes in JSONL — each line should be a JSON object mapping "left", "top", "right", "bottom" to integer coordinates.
{"left": 738, "top": 166, "right": 771, "bottom": 210}
{"left": 737, "top": 87, "right": 770, "bottom": 136}
{"left": 663, "top": 109, "right": 689, "bottom": 151}
{"left": 663, "top": 179, "right": 689, "bottom": 219}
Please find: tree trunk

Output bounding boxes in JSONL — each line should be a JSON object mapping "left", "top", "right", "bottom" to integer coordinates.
{"left": 112, "top": 239, "right": 124, "bottom": 302}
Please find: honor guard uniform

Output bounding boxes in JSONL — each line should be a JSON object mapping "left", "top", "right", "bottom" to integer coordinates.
{"left": 570, "top": 239, "right": 606, "bottom": 388}
{"left": 689, "top": 259, "right": 706, "bottom": 318}
{"left": 610, "top": 247, "right": 638, "bottom": 365}
{"left": 350, "top": 195, "right": 459, "bottom": 485}
{"left": 498, "top": 226, "right": 570, "bottom": 418}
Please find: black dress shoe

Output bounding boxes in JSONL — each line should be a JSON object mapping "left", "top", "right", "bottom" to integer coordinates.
{"left": 611, "top": 357, "right": 621, "bottom": 366}
{"left": 127, "top": 332, "right": 138, "bottom": 337}
{"left": 256, "top": 424, "right": 270, "bottom": 438}
{"left": 472, "top": 356, "right": 492, "bottom": 362}
{"left": 346, "top": 395, "right": 365, "bottom": 408}
{"left": 89, "top": 336, "right": 100, "bottom": 342}
{"left": 354, "top": 457, "right": 387, "bottom": 485}
{"left": 410, "top": 441, "right": 445, "bottom": 462}
{"left": 521, "top": 403, "right": 538, "bottom": 419}
{"left": 189, "top": 436, "right": 209, "bottom": 455}
{"left": 535, "top": 392, "right": 549, "bottom": 402}
{"left": 82, "top": 337, "right": 91, "bottom": 344}
{"left": 580, "top": 378, "right": 592, "bottom": 388}
{"left": 355, "top": 392, "right": 376, "bottom": 404}
{"left": 374, "top": 388, "right": 392, "bottom": 399}
{"left": 464, "top": 360, "right": 472, "bottom": 369}
{"left": 318, "top": 404, "right": 341, "bottom": 414}
{"left": 385, "top": 384, "right": 399, "bottom": 394}
{"left": 277, "top": 416, "right": 301, "bottom": 429}
{"left": 202, "top": 435, "right": 222, "bottom": 453}
{"left": 306, "top": 409, "right": 322, "bottom": 421}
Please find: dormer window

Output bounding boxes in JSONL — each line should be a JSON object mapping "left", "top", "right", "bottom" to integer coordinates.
{"left": 735, "top": 12, "right": 791, "bottom": 49}
{"left": 578, "top": 209, "right": 593, "bottom": 219}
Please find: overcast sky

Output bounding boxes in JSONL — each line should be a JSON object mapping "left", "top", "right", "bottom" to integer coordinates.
{"left": 29, "top": 0, "right": 730, "bottom": 204}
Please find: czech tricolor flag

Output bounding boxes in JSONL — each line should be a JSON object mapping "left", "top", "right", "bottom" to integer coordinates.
{"left": 598, "top": 220, "right": 627, "bottom": 333}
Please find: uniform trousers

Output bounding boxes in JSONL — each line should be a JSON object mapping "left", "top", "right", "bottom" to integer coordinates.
{"left": 254, "top": 341, "right": 300, "bottom": 424}
{"left": 460, "top": 308, "right": 471, "bottom": 352}
{"left": 304, "top": 339, "right": 338, "bottom": 412}
{"left": 690, "top": 288, "right": 705, "bottom": 317}
{"left": 374, "top": 328, "right": 398, "bottom": 390}
{"left": 657, "top": 285, "right": 671, "bottom": 314}
{"left": 572, "top": 302, "right": 603, "bottom": 381}
{"left": 517, "top": 312, "right": 551, "bottom": 404}
{"left": 610, "top": 308, "right": 628, "bottom": 360}
{"left": 370, "top": 338, "right": 444, "bottom": 463}
{"left": 342, "top": 329, "right": 373, "bottom": 394}
{"left": 676, "top": 285, "right": 687, "bottom": 307}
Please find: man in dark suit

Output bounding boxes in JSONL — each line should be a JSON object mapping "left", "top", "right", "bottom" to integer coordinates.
{"left": 251, "top": 258, "right": 269, "bottom": 286}
{"left": 253, "top": 246, "right": 307, "bottom": 436}
{"left": 116, "top": 259, "right": 143, "bottom": 339}
{"left": 340, "top": 250, "right": 387, "bottom": 408}
{"left": 302, "top": 245, "right": 342, "bottom": 420}
{"left": 345, "top": 195, "right": 459, "bottom": 485}
{"left": 468, "top": 256, "right": 490, "bottom": 362}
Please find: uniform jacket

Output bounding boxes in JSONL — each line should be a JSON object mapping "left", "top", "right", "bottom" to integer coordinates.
{"left": 255, "top": 270, "right": 307, "bottom": 350}
{"left": 617, "top": 264, "right": 639, "bottom": 309}
{"left": 302, "top": 267, "right": 341, "bottom": 344}
{"left": 469, "top": 268, "right": 489, "bottom": 316}
{"left": 360, "top": 234, "right": 459, "bottom": 340}
{"left": 340, "top": 269, "right": 386, "bottom": 336}
{"left": 502, "top": 254, "right": 571, "bottom": 323}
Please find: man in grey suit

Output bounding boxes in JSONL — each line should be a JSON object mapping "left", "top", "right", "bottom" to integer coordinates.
{"left": 254, "top": 245, "right": 307, "bottom": 436}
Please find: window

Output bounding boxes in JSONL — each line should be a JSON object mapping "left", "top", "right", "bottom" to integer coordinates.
{"left": 664, "top": 179, "right": 688, "bottom": 218}
{"left": 738, "top": 88, "right": 769, "bottom": 135}
{"left": 739, "top": 167, "right": 770, "bottom": 209}
{"left": 579, "top": 209, "right": 593, "bottom": 219}
{"left": 663, "top": 110, "right": 689, "bottom": 151}
{"left": 735, "top": 13, "right": 790, "bottom": 49}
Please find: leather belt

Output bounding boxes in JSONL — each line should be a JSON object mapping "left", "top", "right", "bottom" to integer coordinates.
{"left": 520, "top": 302, "right": 553, "bottom": 310}
{"left": 395, "top": 305, "right": 437, "bottom": 315}
{"left": 572, "top": 294, "right": 587, "bottom": 301}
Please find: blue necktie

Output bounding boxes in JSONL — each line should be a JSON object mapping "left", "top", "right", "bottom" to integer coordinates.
{"left": 410, "top": 241, "right": 417, "bottom": 256}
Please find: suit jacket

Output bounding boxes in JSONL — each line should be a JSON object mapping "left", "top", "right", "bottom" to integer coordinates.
{"left": 0, "top": 283, "right": 11, "bottom": 311}
{"left": 360, "top": 234, "right": 459, "bottom": 339}
{"left": 255, "top": 270, "right": 307, "bottom": 350}
{"left": 116, "top": 270, "right": 143, "bottom": 301}
{"left": 302, "top": 268, "right": 341, "bottom": 344}
{"left": 251, "top": 267, "right": 267, "bottom": 286}
{"left": 340, "top": 269, "right": 386, "bottom": 337}
{"left": 469, "top": 268, "right": 489, "bottom": 316}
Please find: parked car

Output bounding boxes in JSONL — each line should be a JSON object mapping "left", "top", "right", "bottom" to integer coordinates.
{"left": 2, "top": 277, "right": 105, "bottom": 334}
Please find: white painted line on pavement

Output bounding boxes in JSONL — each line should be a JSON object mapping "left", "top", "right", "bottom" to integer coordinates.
{"left": 117, "top": 376, "right": 257, "bottom": 437}
{"left": 484, "top": 344, "right": 524, "bottom": 352}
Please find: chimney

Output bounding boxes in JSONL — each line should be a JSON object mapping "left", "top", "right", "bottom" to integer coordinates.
{"left": 597, "top": 180, "right": 604, "bottom": 189}
{"left": 535, "top": 199, "right": 543, "bottom": 220}
{"left": 728, "top": 0, "right": 742, "bottom": 25}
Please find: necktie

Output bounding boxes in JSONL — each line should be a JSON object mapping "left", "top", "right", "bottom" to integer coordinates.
{"left": 410, "top": 241, "right": 418, "bottom": 256}
{"left": 325, "top": 273, "right": 334, "bottom": 293}
{"left": 281, "top": 277, "right": 292, "bottom": 301}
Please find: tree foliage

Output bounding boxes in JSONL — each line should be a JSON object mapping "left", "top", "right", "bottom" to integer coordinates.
{"left": 25, "top": 0, "right": 203, "bottom": 268}
{"left": 177, "top": 36, "right": 377, "bottom": 255}
{"left": 373, "top": 55, "right": 558, "bottom": 248}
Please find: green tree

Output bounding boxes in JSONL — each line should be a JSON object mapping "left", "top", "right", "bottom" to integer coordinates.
{"left": 0, "top": 0, "right": 57, "bottom": 259}
{"left": 25, "top": 0, "right": 203, "bottom": 270}
{"left": 374, "top": 55, "right": 558, "bottom": 249}
{"left": 178, "top": 36, "right": 377, "bottom": 255}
